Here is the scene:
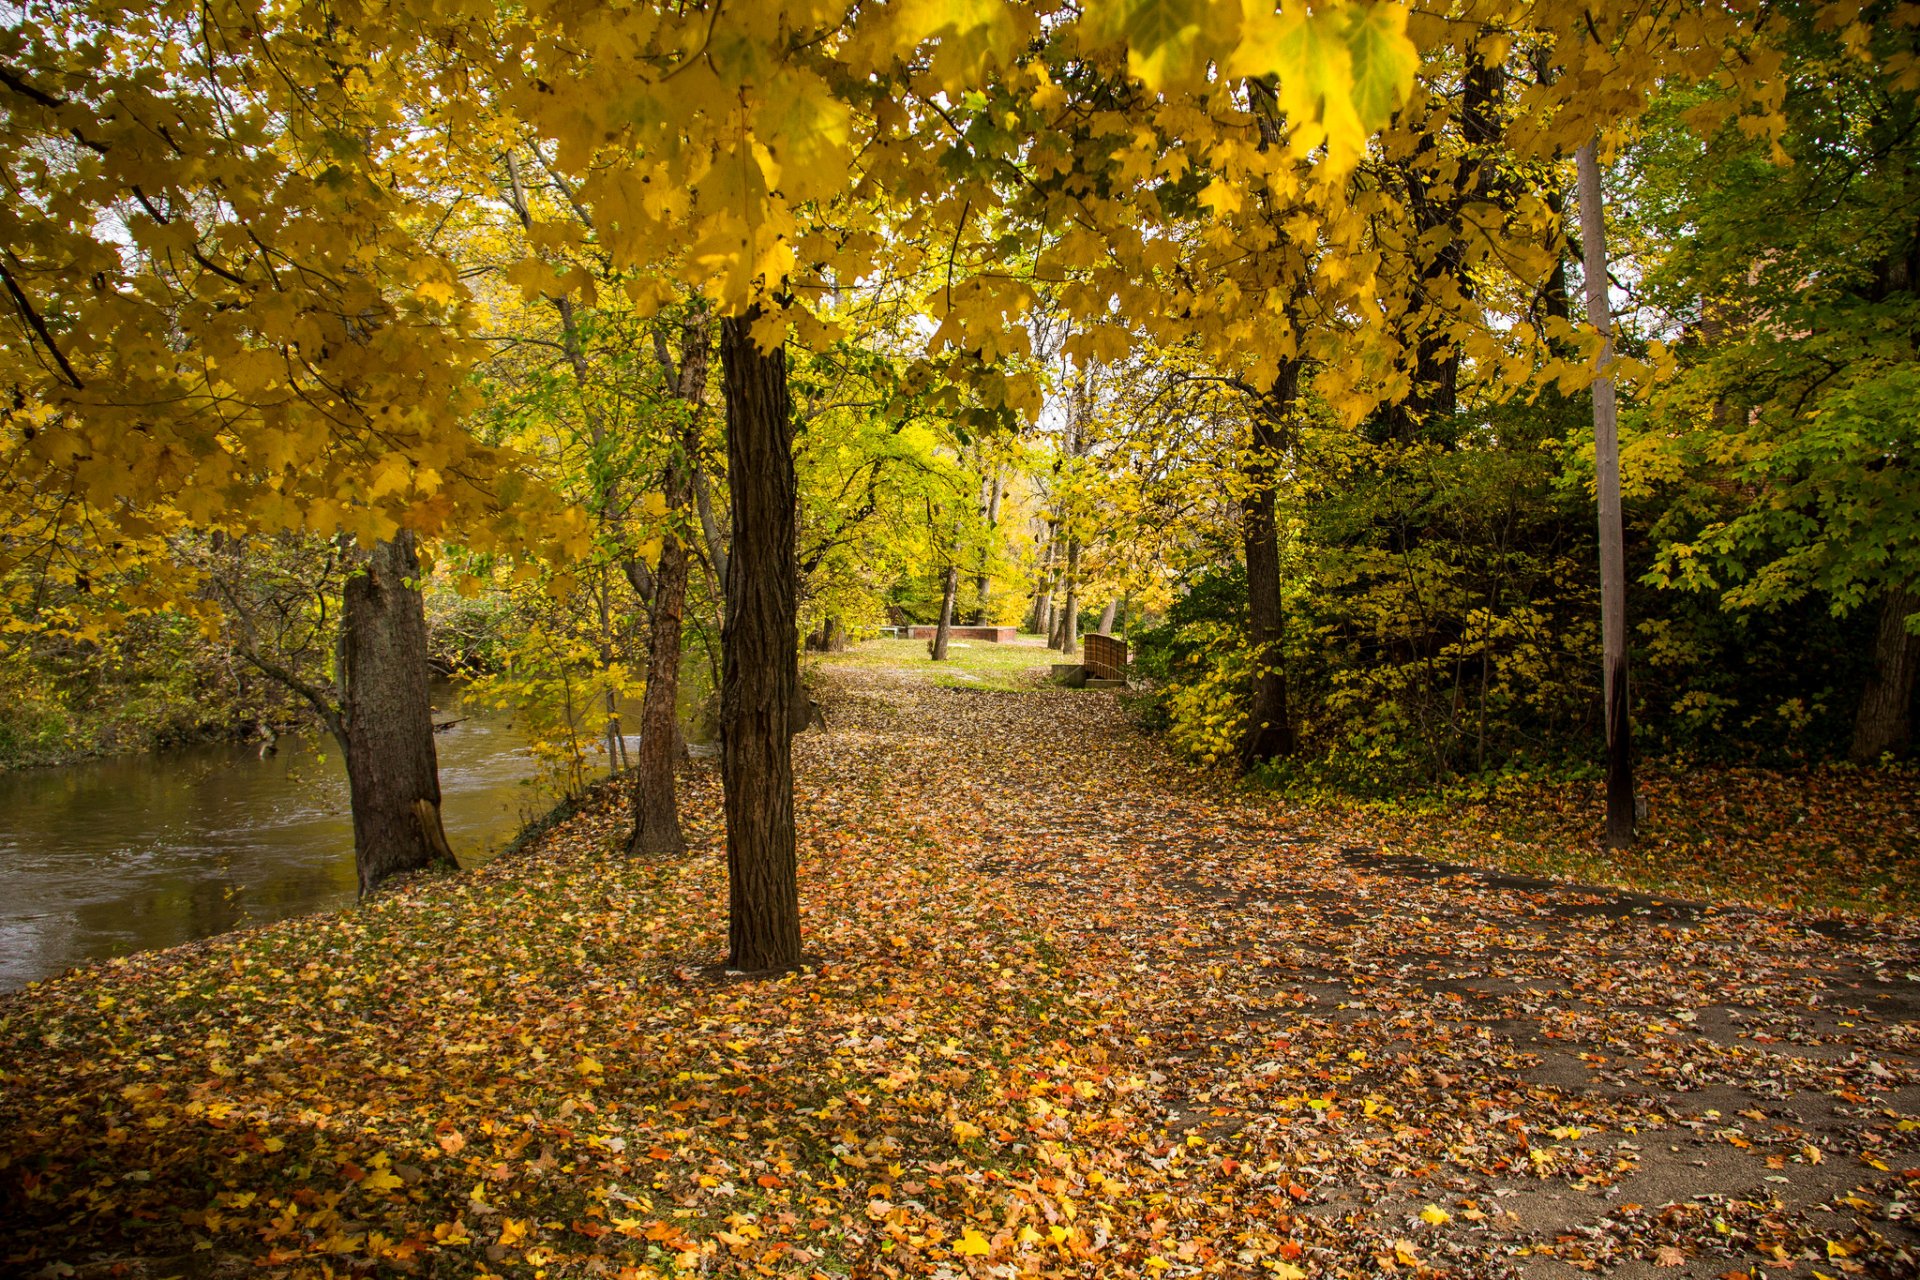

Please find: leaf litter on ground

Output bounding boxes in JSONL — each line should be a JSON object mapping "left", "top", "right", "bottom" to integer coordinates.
{"left": 3, "top": 640, "right": 1918, "bottom": 1279}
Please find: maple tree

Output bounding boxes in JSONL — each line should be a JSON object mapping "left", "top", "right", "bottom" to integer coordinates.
{"left": 4, "top": 2, "right": 1920, "bottom": 1270}
{"left": 5, "top": 0, "right": 1915, "bottom": 960}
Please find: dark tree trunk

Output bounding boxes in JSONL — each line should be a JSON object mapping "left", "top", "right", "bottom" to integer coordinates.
{"left": 1539, "top": 187, "right": 1573, "bottom": 339}
{"left": 1384, "top": 51, "right": 1503, "bottom": 446}
{"left": 1097, "top": 599, "right": 1117, "bottom": 636}
{"left": 1851, "top": 585, "right": 1920, "bottom": 762}
{"left": 1241, "top": 364, "right": 1298, "bottom": 767}
{"left": 931, "top": 563, "right": 959, "bottom": 660}
{"left": 1577, "top": 136, "right": 1636, "bottom": 849}
{"left": 341, "top": 531, "right": 457, "bottom": 895}
{"left": 806, "top": 616, "right": 849, "bottom": 652}
{"left": 719, "top": 309, "right": 802, "bottom": 973}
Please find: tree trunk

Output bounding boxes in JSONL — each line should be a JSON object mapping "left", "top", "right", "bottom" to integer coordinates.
{"left": 1577, "top": 136, "right": 1635, "bottom": 849}
{"left": 1097, "top": 599, "right": 1117, "bottom": 636}
{"left": 1381, "top": 54, "right": 1501, "bottom": 445}
{"left": 1241, "top": 364, "right": 1298, "bottom": 767}
{"left": 1059, "top": 537, "right": 1081, "bottom": 655}
{"left": 629, "top": 310, "right": 710, "bottom": 856}
{"left": 1850, "top": 585, "right": 1920, "bottom": 762}
{"left": 719, "top": 308, "right": 802, "bottom": 973}
{"left": 1028, "top": 527, "right": 1056, "bottom": 634}
{"left": 341, "top": 531, "right": 458, "bottom": 895}
{"left": 931, "top": 562, "right": 959, "bottom": 660}
{"left": 972, "top": 471, "right": 1002, "bottom": 622}
{"left": 630, "top": 527, "right": 690, "bottom": 855}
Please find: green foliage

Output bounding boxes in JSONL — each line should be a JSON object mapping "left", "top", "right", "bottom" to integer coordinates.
{"left": 0, "top": 601, "right": 302, "bottom": 768}
{"left": 1133, "top": 385, "right": 1881, "bottom": 786}
{"left": 1628, "top": 19, "right": 1920, "bottom": 626}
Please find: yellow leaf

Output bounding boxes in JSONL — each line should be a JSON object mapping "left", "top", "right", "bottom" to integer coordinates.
{"left": 1342, "top": 2, "right": 1419, "bottom": 128}
{"left": 362, "top": 1168, "right": 405, "bottom": 1195}
{"left": 759, "top": 70, "right": 852, "bottom": 202}
{"left": 1088, "top": 0, "right": 1209, "bottom": 91}
{"left": 413, "top": 278, "right": 458, "bottom": 307}
{"left": 748, "top": 307, "right": 790, "bottom": 353}
{"left": 1420, "top": 1204, "right": 1450, "bottom": 1226}
{"left": 505, "top": 257, "right": 562, "bottom": 302}
{"left": 953, "top": 1228, "right": 992, "bottom": 1256}
{"left": 1199, "top": 176, "right": 1243, "bottom": 216}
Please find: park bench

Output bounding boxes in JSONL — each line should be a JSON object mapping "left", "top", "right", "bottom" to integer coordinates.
{"left": 1052, "top": 633, "right": 1129, "bottom": 688}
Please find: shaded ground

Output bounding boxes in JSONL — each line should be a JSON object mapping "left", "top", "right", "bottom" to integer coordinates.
{"left": 1325, "top": 763, "right": 1920, "bottom": 916}
{"left": 3, "top": 641, "right": 1917, "bottom": 1278}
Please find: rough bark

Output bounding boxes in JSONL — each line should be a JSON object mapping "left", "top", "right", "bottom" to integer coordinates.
{"left": 341, "top": 531, "right": 458, "bottom": 895}
{"left": 1241, "top": 363, "right": 1298, "bottom": 767}
{"left": 931, "top": 563, "right": 959, "bottom": 660}
{"left": 629, "top": 310, "right": 710, "bottom": 857}
{"left": 1097, "top": 599, "right": 1117, "bottom": 636}
{"left": 1850, "top": 585, "right": 1920, "bottom": 762}
{"left": 1577, "top": 137, "right": 1636, "bottom": 849}
{"left": 719, "top": 309, "right": 802, "bottom": 972}
{"left": 630, "top": 529, "right": 690, "bottom": 855}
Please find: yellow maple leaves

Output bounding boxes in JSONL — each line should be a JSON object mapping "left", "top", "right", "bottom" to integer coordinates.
{"left": 952, "top": 1227, "right": 993, "bottom": 1255}
{"left": 1073, "top": 0, "right": 1419, "bottom": 167}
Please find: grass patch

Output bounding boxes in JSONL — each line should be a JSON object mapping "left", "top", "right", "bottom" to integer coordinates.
{"left": 813, "top": 636, "right": 1064, "bottom": 692}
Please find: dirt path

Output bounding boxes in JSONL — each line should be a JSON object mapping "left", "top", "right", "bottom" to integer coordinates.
{"left": 5, "top": 653, "right": 1918, "bottom": 1280}
{"left": 809, "top": 658, "right": 1920, "bottom": 1277}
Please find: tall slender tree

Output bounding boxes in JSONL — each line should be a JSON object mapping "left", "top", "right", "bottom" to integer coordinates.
{"left": 1240, "top": 361, "right": 1300, "bottom": 766}
{"left": 631, "top": 309, "right": 713, "bottom": 856}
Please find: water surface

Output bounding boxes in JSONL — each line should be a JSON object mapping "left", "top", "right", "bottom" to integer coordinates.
{"left": 0, "top": 699, "right": 553, "bottom": 993}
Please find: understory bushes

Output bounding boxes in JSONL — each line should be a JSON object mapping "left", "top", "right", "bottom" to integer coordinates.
{"left": 0, "top": 611, "right": 304, "bottom": 768}
{"left": 1129, "top": 416, "right": 1883, "bottom": 793}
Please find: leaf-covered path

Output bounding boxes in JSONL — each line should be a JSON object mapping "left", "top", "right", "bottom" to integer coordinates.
{"left": 4, "top": 650, "right": 1919, "bottom": 1278}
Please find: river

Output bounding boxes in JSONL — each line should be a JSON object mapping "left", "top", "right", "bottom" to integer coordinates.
{"left": 0, "top": 696, "right": 575, "bottom": 993}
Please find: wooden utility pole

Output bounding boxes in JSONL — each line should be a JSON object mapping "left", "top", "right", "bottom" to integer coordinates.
{"left": 1576, "top": 137, "right": 1635, "bottom": 849}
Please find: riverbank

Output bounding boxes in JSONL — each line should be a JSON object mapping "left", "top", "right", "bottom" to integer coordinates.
{"left": 5, "top": 648, "right": 1918, "bottom": 1278}
{"left": 0, "top": 685, "right": 304, "bottom": 772}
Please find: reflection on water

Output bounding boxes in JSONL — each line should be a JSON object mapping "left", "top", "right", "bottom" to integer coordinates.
{"left": 0, "top": 693, "right": 554, "bottom": 993}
